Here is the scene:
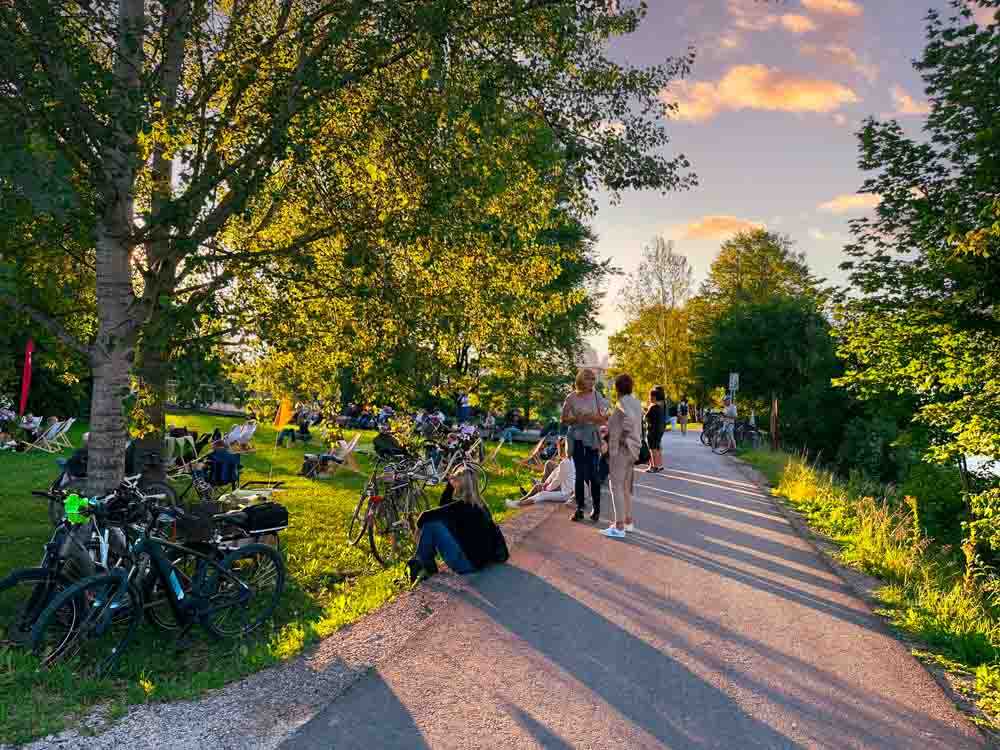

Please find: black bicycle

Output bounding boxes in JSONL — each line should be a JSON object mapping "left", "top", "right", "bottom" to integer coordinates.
{"left": 0, "top": 490, "right": 134, "bottom": 650}
{"left": 30, "top": 502, "right": 285, "bottom": 676}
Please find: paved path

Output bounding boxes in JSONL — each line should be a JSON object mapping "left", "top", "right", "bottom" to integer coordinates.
{"left": 281, "top": 432, "right": 985, "bottom": 749}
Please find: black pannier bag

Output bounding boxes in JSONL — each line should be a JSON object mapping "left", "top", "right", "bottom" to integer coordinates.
{"left": 239, "top": 502, "right": 289, "bottom": 534}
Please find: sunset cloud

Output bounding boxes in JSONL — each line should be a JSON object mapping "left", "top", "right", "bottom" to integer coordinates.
{"left": 818, "top": 193, "right": 881, "bottom": 213}
{"left": 889, "top": 84, "right": 931, "bottom": 115}
{"left": 799, "top": 43, "right": 878, "bottom": 83}
{"left": 801, "top": 0, "right": 863, "bottom": 16}
{"left": 666, "top": 65, "right": 859, "bottom": 122}
{"left": 972, "top": 5, "right": 997, "bottom": 27}
{"left": 781, "top": 14, "right": 818, "bottom": 33}
{"left": 675, "top": 215, "right": 764, "bottom": 240}
{"left": 727, "top": 1, "right": 821, "bottom": 34}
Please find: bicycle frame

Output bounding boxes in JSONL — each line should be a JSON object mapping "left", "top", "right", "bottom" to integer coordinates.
{"left": 128, "top": 535, "right": 252, "bottom": 628}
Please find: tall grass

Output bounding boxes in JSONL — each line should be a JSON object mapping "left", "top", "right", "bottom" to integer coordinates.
{"left": 743, "top": 449, "right": 1000, "bottom": 721}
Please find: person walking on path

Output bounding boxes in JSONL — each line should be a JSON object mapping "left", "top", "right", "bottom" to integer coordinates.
{"left": 644, "top": 386, "right": 666, "bottom": 473}
{"left": 601, "top": 373, "right": 642, "bottom": 539}
{"left": 677, "top": 395, "right": 690, "bottom": 436}
{"left": 561, "top": 368, "right": 608, "bottom": 523}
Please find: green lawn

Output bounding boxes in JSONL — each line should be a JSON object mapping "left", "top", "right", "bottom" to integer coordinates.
{"left": 0, "top": 413, "right": 534, "bottom": 745}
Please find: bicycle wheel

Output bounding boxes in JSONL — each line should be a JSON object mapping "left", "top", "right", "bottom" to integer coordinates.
{"left": 348, "top": 492, "right": 369, "bottom": 545}
{"left": 0, "top": 568, "right": 74, "bottom": 648}
{"left": 201, "top": 544, "right": 285, "bottom": 638}
{"left": 700, "top": 427, "right": 711, "bottom": 446}
{"left": 32, "top": 573, "right": 141, "bottom": 676}
{"left": 141, "top": 548, "right": 209, "bottom": 632}
{"left": 368, "top": 496, "right": 416, "bottom": 568}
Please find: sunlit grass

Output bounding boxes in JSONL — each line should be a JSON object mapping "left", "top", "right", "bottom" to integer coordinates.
{"left": 743, "top": 448, "right": 1000, "bottom": 726}
{"left": 0, "top": 412, "right": 534, "bottom": 744}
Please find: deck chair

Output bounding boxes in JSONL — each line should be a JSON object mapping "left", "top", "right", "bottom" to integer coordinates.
{"left": 485, "top": 434, "right": 507, "bottom": 468}
{"left": 237, "top": 421, "right": 258, "bottom": 452}
{"left": 52, "top": 417, "right": 76, "bottom": 450}
{"left": 300, "top": 433, "right": 362, "bottom": 479}
{"left": 223, "top": 423, "right": 245, "bottom": 448}
{"left": 21, "top": 420, "right": 65, "bottom": 453}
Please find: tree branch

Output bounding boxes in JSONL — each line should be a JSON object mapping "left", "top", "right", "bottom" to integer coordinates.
{"left": 0, "top": 292, "right": 91, "bottom": 358}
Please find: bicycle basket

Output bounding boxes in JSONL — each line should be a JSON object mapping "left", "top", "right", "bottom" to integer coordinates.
{"left": 237, "top": 502, "right": 289, "bottom": 534}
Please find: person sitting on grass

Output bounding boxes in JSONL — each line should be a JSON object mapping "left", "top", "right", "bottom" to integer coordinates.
{"left": 407, "top": 467, "right": 508, "bottom": 583}
{"left": 506, "top": 439, "right": 575, "bottom": 509}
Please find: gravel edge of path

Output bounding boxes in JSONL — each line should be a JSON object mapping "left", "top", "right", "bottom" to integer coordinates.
{"left": 10, "top": 502, "right": 563, "bottom": 750}
{"left": 728, "top": 455, "right": 999, "bottom": 748}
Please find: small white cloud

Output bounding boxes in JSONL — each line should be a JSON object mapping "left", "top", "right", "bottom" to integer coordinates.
{"left": 832, "top": 113, "right": 849, "bottom": 126}
{"left": 809, "top": 228, "right": 830, "bottom": 241}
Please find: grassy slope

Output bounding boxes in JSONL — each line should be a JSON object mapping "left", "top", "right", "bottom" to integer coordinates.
{"left": 0, "top": 414, "right": 534, "bottom": 745}
{"left": 741, "top": 448, "right": 1000, "bottom": 729}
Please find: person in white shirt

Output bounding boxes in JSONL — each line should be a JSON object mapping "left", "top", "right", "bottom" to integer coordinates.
{"left": 601, "top": 373, "right": 643, "bottom": 538}
{"left": 507, "top": 440, "right": 575, "bottom": 507}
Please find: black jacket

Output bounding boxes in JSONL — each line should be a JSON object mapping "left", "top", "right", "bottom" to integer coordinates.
{"left": 645, "top": 403, "right": 665, "bottom": 436}
{"left": 419, "top": 485, "right": 507, "bottom": 570}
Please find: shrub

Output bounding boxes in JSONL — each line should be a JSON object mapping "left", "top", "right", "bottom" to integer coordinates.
{"left": 899, "top": 462, "right": 966, "bottom": 546}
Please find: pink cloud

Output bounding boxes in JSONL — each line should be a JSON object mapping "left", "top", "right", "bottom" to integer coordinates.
{"left": 799, "top": 43, "right": 878, "bottom": 83}
{"left": 675, "top": 215, "right": 765, "bottom": 240}
{"left": 889, "top": 84, "right": 931, "bottom": 116}
{"left": 818, "top": 193, "right": 882, "bottom": 213}
{"left": 781, "top": 14, "right": 818, "bottom": 33}
{"left": 801, "top": 0, "right": 863, "bottom": 16}
{"left": 665, "top": 65, "right": 858, "bottom": 122}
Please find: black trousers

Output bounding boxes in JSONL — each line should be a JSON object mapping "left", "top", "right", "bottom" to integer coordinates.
{"left": 572, "top": 441, "right": 600, "bottom": 515}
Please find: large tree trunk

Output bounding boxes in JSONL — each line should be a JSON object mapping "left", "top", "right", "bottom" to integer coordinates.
{"left": 85, "top": 0, "right": 145, "bottom": 494}
{"left": 133, "top": 333, "right": 171, "bottom": 481}
{"left": 87, "top": 226, "right": 136, "bottom": 494}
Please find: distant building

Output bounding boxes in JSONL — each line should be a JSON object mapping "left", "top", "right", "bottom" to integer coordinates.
{"left": 575, "top": 345, "right": 610, "bottom": 389}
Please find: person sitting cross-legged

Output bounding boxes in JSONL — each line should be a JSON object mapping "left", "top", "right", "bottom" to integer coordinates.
{"left": 506, "top": 439, "right": 575, "bottom": 508}
{"left": 407, "top": 467, "right": 508, "bottom": 583}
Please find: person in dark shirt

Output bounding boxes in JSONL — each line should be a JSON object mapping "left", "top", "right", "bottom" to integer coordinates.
{"left": 407, "top": 467, "right": 508, "bottom": 582}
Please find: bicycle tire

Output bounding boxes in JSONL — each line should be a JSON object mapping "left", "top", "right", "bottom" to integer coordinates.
{"left": 348, "top": 493, "right": 369, "bottom": 545}
{"left": 32, "top": 573, "right": 141, "bottom": 676}
{"left": 368, "top": 497, "right": 416, "bottom": 568}
{"left": 141, "top": 548, "right": 209, "bottom": 632}
{"left": 0, "top": 568, "right": 75, "bottom": 648}
{"left": 201, "top": 543, "right": 285, "bottom": 638}
{"left": 700, "top": 428, "right": 711, "bottom": 446}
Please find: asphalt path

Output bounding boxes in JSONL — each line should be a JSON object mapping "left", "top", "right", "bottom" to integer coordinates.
{"left": 281, "top": 431, "right": 985, "bottom": 749}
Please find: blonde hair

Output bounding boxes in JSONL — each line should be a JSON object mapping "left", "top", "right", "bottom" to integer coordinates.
{"left": 574, "top": 368, "right": 596, "bottom": 393}
{"left": 451, "top": 467, "right": 485, "bottom": 508}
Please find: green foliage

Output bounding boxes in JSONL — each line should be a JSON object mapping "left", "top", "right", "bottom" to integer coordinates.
{"left": 901, "top": 463, "right": 967, "bottom": 546}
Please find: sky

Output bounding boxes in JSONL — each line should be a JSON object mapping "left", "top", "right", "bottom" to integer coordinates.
{"left": 585, "top": 0, "right": 994, "bottom": 358}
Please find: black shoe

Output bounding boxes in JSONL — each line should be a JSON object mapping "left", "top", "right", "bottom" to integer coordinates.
{"left": 570, "top": 509, "right": 584, "bottom": 522}
{"left": 588, "top": 511, "right": 600, "bottom": 523}
{"left": 407, "top": 558, "right": 436, "bottom": 583}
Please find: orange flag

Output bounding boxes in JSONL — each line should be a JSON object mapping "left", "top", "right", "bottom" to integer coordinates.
{"left": 273, "top": 398, "right": 293, "bottom": 430}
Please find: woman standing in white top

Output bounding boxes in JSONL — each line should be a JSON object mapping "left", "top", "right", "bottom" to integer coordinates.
{"left": 602, "top": 373, "right": 643, "bottom": 538}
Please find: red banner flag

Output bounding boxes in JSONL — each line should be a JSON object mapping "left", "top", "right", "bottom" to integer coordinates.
{"left": 18, "top": 338, "right": 34, "bottom": 416}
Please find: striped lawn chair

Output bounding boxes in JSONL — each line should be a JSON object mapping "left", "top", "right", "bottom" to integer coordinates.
{"left": 21, "top": 420, "right": 65, "bottom": 453}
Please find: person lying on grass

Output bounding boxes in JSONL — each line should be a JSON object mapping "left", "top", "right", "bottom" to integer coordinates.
{"left": 407, "top": 467, "right": 508, "bottom": 583}
{"left": 506, "top": 439, "right": 575, "bottom": 509}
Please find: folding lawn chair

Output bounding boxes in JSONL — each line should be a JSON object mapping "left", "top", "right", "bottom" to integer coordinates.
{"left": 52, "top": 417, "right": 76, "bottom": 450}
{"left": 21, "top": 420, "right": 65, "bottom": 453}
{"left": 300, "top": 433, "right": 362, "bottom": 479}
{"left": 235, "top": 421, "right": 258, "bottom": 453}
{"left": 223, "top": 423, "right": 245, "bottom": 449}
{"left": 485, "top": 434, "right": 507, "bottom": 468}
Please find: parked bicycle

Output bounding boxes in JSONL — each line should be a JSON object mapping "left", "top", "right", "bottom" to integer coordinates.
{"left": 29, "top": 498, "right": 286, "bottom": 677}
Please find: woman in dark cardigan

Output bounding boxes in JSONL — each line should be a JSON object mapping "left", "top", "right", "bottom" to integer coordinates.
{"left": 645, "top": 386, "right": 666, "bottom": 473}
{"left": 407, "top": 467, "right": 508, "bottom": 582}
